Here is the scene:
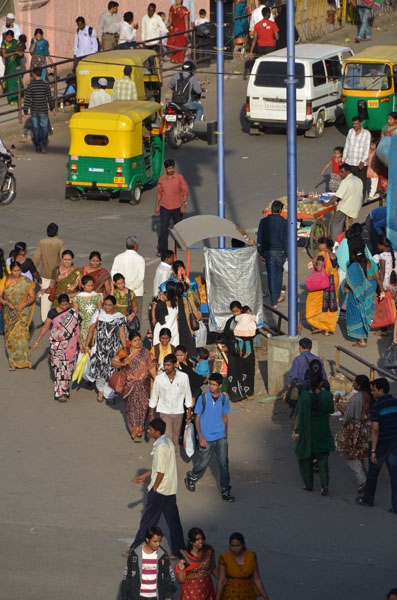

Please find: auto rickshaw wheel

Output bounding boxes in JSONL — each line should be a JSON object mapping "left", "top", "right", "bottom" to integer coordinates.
{"left": 128, "top": 183, "right": 142, "bottom": 205}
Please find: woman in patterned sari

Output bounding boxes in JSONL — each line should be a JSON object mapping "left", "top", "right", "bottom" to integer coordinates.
{"left": 0, "top": 262, "right": 36, "bottom": 370}
{"left": 45, "top": 250, "right": 81, "bottom": 307}
{"left": 176, "top": 527, "right": 217, "bottom": 600}
{"left": 85, "top": 295, "right": 127, "bottom": 404}
{"left": 169, "top": 0, "right": 190, "bottom": 63}
{"left": 80, "top": 251, "right": 111, "bottom": 296}
{"left": 346, "top": 250, "right": 382, "bottom": 347}
{"left": 112, "top": 332, "right": 157, "bottom": 441}
{"left": 33, "top": 294, "right": 80, "bottom": 402}
{"left": 306, "top": 237, "right": 339, "bottom": 336}
{"left": 73, "top": 275, "right": 102, "bottom": 347}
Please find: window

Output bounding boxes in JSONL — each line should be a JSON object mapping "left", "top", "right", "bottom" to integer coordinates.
{"left": 325, "top": 55, "right": 341, "bottom": 81}
{"left": 84, "top": 135, "right": 109, "bottom": 146}
{"left": 91, "top": 77, "right": 114, "bottom": 89}
{"left": 254, "top": 61, "right": 305, "bottom": 89}
{"left": 343, "top": 63, "right": 392, "bottom": 91}
{"left": 312, "top": 61, "right": 326, "bottom": 87}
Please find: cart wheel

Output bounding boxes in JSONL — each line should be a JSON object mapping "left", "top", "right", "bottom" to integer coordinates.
{"left": 128, "top": 183, "right": 142, "bottom": 205}
{"left": 307, "top": 217, "right": 326, "bottom": 258}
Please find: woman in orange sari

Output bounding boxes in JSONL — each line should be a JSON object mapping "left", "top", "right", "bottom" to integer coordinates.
{"left": 0, "top": 261, "right": 36, "bottom": 370}
{"left": 80, "top": 251, "right": 111, "bottom": 295}
{"left": 169, "top": 0, "right": 190, "bottom": 64}
{"left": 306, "top": 237, "right": 339, "bottom": 336}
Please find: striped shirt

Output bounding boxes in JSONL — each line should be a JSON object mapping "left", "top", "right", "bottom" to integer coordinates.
{"left": 342, "top": 127, "right": 371, "bottom": 166}
{"left": 371, "top": 394, "right": 397, "bottom": 442}
{"left": 140, "top": 549, "right": 158, "bottom": 598}
{"left": 23, "top": 80, "right": 54, "bottom": 115}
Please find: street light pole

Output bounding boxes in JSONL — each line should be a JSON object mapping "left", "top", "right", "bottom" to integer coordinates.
{"left": 216, "top": 0, "right": 225, "bottom": 248}
{"left": 286, "top": 0, "right": 298, "bottom": 337}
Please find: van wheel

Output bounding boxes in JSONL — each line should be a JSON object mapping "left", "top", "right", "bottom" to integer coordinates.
{"left": 129, "top": 183, "right": 142, "bottom": 205}
{"left": 313, "top": 112, "right": 325, "bottom": 137}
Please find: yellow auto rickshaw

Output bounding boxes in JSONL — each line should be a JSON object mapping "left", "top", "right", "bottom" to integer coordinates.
{"left": 75, "top": 49, "right": 162, "bottom": 110}
{"left": 342, "top": 46, "right": 397, "bottom": 131}
{"left": 65, "top": 100, "right": 165, "bottom": 205}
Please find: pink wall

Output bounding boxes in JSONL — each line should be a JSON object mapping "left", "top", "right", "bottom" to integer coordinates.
{"left": 12, "top": 0, "right": 210, "bottom": 61}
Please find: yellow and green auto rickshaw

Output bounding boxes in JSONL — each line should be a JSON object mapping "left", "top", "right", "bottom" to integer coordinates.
{"left": 65, "top": 100, "right": 165, "bottom": 205}
{"left": 75, "top": 49, "right": 162, "bottom": 110}
{"left": 342, "top": 46, "right": 397, "bottom": 131}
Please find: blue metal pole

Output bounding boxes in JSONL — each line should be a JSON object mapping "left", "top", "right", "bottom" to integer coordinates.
{"left": 216, "top": 0, "right": 225, "bottom": 248}
{"left": 286, "top": 0, "right": 297, "bottom": 337}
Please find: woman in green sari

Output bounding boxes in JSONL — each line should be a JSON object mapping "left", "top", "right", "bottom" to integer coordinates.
{"left": 1, "top": 30, "right": 24, "bottom": 105}
{"left": 292, "top": 360, "right": 335, "bottom": 496}
{"left": 43, "top": 250, "right": 81, "bottom": 308}
{"left": 0, "top": 261, "right": 36, "bottom": 370}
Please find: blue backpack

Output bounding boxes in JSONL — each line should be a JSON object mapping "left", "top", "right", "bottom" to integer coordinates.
{"left": 200, "top": 390, "right": 226, "bottom": 414}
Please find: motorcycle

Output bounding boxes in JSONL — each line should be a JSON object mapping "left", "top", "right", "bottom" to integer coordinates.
{"left": 164, "top": 101, "right": 205, "bottom": 149}
{"left": 0, "top": 154, "right": 16, "bottom": 206}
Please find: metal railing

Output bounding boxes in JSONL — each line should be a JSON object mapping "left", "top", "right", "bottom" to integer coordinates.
{"left": 261, "top": 303, "right": 304, "bottom": 337}
{"left": 335, "top": 344, "right": 397, "bottom": 383}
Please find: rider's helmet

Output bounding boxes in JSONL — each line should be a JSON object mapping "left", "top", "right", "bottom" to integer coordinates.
{"left": 182, "top": 60, "right": 196, "bottom": 73}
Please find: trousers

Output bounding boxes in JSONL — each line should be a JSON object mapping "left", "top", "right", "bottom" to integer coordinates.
{"left": 331, "top": 210, "right": 348, "bottom": 240}
{"left": 185, "top": 101, "right": 204, "bottom": 121}
{"left": 348, "top": 458, "right": 368, "bottom": 486}
{"left": 363, "top": 440, "right": 397, "bottom": 509}
{"left": 158, "top": 206, "right": 183, "bottom": 253}
{"left": 160, "top": 413, "right": 184, "bottom": 449}
{"left": 263, "top": 250, "right": 286, "bottom": 307}
{"left": 132, "top": 489, "right": 184, "bottom": 556}
{"left": 40, "top": 277, "right": 52, "bottom": 323}
{"left": 96, "top": 377, "right": 115, "bottom": 400}
{"left": 358, "top": 7, "right": 372, "bottom": 40}
{"left": 298, "top": 453, "right": 329, "bottom": 488}
{"left": 188, "top": 437, "right": 231, "bottom": 493}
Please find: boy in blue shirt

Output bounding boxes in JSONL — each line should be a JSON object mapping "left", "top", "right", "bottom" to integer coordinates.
{"left": 194, "top": 347, "right": 210, "bottom": 378}
{"left": 184, "top": 373, "right": 235, "bottom": 502}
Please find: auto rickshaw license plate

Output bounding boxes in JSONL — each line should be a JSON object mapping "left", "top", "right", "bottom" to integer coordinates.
{"left": 114, "top": 177, "right": 125, "bottom": 183}
{"left": 368, "top": 100, "right": 379, "bottom": 108}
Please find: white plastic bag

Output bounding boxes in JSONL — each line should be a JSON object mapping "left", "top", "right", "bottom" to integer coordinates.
{"left": 194, "top": 320, "right": 207, "bottom": 348}
{"left": 183, "top": 423, "right": 195, "bottom": 458}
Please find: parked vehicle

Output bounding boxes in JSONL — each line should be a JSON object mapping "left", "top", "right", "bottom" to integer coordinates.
{"left": 245, "top": 44, "right": 354, "bottom": 137}
{"left": 65, "top": 100, "right": 165, "bottom": 205}
{"left": 75, "top": 49, "right": 162, "bottom": 110}
{"left": 342, "top": 46, "right": 397, "bottom": 131}
{"left": 0, "top": 153, "right": 16, "bottom": 206}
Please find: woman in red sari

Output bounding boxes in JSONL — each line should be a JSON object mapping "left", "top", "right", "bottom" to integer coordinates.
{"left": 80, "top": 251, "right": 111, "bottom": 295}
{"left": 176, "top": 527, "right": 218, "bottom": 599}
{"left": 169, "top": 0, "right": 190, "bottom": 64}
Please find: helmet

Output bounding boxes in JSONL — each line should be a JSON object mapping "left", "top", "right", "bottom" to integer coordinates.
{"left": 182, "top": 60, "right": 196, "bottom": 73}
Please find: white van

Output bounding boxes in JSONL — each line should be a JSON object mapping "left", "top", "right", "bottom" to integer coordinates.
{"left": 245, "top": 44, "right": 354, "bottom": 137}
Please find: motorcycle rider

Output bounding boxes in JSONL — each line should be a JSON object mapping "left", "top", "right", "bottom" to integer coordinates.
{"left": 168, "top": 60, "right": 204, "bottom": 121}
{"left": 0, "top": 139, "right": 11, "bottom": 190}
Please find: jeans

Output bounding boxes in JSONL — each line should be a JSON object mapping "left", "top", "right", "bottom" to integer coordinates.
{"left": 132, "top": 489, "right": 185, "bottom": 556}
{"left": 363, "top": 440, "right": 397, "bottom": 509}
{"left": 263, "top": 250, "right": 286, "bottom": 306}
{"left": 188, "top": 437, "right": 231, "bottom": 493}
{"left": 31, "top": 112, "right": 50, "bottom": 150}
{"left": 358, "top": 7, "right": 372, "bottom": 40}
{"left": 185, "top": 101, "right": 204, "bottom": 121}
{"left": 158, "top": 206, "right": 183, "bottom": 253}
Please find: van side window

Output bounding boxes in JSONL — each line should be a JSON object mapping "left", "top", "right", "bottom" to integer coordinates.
{"left": 312, "top": 61, "right": 326, "bottom": 87}
{"left": 325, "top": 56, "right": 341, "bottom": 81}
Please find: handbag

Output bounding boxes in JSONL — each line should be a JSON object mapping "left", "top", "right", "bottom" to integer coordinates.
{"left": 305, "top": 265, "right": 330, "bottom": 292}
{"left": 126, "top": 290, "right": 140, "bottom": 333}
{"left": 109, "top": 369, "right": 126, "bottom": 393}
{"left": 187, "top": 298, "right": 199, "bottom": 331}
{"left": 371, "top": 291, "right": 396, "bottom": 329}
{"left": 48, "top": 267, "right": 59, "bottom": 302}
{"left": 384, "top": 343, "right": 397, "bottom": 369}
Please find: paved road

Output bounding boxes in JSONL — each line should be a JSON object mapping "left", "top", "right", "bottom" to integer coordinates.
{"left": 1, "top": 20, "right": 397, "bottom": 600}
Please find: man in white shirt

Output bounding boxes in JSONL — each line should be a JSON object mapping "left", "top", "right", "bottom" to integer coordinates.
{"left": 142, "top": 3, "right": 168, "bottom": 52}
{"left": 118, "top": 11, "right": 138, "bottom": 48}
{"left": 249, "top": 0, "right": 270, "bottom": 33}
{"left": 131, "top": 418, "right": 185, "bottom": 557}
{"left": 74, "top": 17, "right": 98, "bottom": 58}
{"left": 88, "top": 78, "right": 111, "bottom": 108}
{"left": 325, "top": 163, "right": 364, "bottom": 240}
{"left": 342, "top": 116, "right": 371, "bottom": 193}
{"left": 111, "top": 235, "right": 145, "bottom": 314}
{"left": 1, "top": 13, "right": 21, "bottom": 40}
{"left": 150, "top": 354, "right": 192, "bottom": 448}
{"left": 153, "top": 250, "right": 174, "bottom": 297}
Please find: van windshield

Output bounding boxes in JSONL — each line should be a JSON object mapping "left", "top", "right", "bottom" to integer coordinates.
{"left": 254, "top": 62, "right": 305, "bottom": 88}
{"left": 343, "top": 62, "right": 392, "bottom": 91}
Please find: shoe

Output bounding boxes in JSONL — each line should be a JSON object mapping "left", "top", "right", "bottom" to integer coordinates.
{"left": 39, "top": 140, "right": 47, "bottom": 154}
{"left": 355, "top": 37, "right": 361, "bottom": 43}
{"left": 222, "top": 491, "right": 235, "bottom": 502}
{"left": 303, "top": 486, "right": 313, "bottom": 492}
{"left": 356, "top": 496, "right": 373, "bottom": 507}
{"left": 389, "top": 508, "right": 397, "bottom": 514}
{"left": 56, "top": 395, "right": 67, "bottom": 402}
{"left": 320, "top": 485, "right": 328, "bottom": 496}
{"left": 184, "top": 476, "right": 195, "bottom": 492}
{"left": 106, "top": 398, "right": 115, "bottom": 406}
{"left": 35, "top": 147, "right": 41, "bottom": 153}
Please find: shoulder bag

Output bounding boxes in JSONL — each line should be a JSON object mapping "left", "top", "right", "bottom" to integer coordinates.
{"left": 305, "top": 261, "right": 330, "bottom": 292}
{"left": 126, "top": 289, "right": 140, "bottom": 333}
{"left": 187, "top": 297, "right": 199, "bottom": 331}
{"left": 109, "top": 368, "right": 126, "bottom": 394}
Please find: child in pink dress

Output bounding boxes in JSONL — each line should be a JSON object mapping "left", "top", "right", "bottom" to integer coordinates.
{"left": 320, "top": 146, "right": 343, "bottom": 192}
{"left": 234, "top": 305, "right": 257, "bottom": 358}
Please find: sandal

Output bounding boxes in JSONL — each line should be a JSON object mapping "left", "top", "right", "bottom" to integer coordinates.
{"left": 357, "top": 482, "right": 366, "bottom": 493}
{"left": 97, "top": 391, "right": 104, "bottom": 403}
{"left": 355, "top": 496, "right": 373, "bottom": 507}
{"left": 389, "top": 508, "right": 397, "bottom": 514}
{"left": 8, "top": 365, "right": 16, "bottom": 371}
{"left": 353, "top": 341, "right": 366, "bottom": 347}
